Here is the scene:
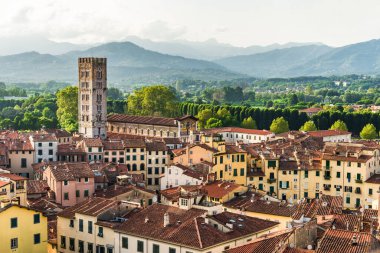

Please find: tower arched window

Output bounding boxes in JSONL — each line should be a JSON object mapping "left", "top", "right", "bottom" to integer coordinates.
{"left": 132, "top": 164, "right": 137, "bottom": 171}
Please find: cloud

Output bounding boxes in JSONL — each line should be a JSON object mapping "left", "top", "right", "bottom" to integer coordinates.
{"left": 140, "top": 20, "right": 187, "bottom": 41}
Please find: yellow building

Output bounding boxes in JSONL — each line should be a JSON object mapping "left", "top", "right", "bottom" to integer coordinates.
{"left": 212, "top": 145, "right": 248, "bottom": 185}
{"left": 321, "top": 142, "right": 380, "bottom": 209}
{"left": 0, "top": 173, "right": 28, "bottom": 207}
{"left": 0, "top": 204, "right": 47, "bottom": 253}
{"left": 202, "top": 181, "right": 247, "bottom": 204}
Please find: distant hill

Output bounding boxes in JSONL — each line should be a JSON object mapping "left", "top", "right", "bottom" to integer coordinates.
{"left": 0, "top": 42, "right": 243, "bottom": 83}
{"left": 216, "top": 39, "right": 380, "bottom": 77}
{"left": 124, "top": 36, "right": 322, "bottom": 60}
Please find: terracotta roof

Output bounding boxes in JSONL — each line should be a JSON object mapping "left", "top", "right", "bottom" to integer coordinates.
{"left": 27, "top": 180, "right": 49, "bottom": 195}
{"left": 176, "top": 115, "right": 198, "bottom": 121}
{"left": 0, "top": 181, "right": 10, "bottom": 187}
{"left": 107, "top": 114, "right": 177, "bottom": 127}
{"left": 146, "top": 141, "right": 167, "bottom": 151}
{"left": 45, "top": 163, "right": 94, "bottom": 181}
{"left": 307, "top": 130, "right": 351, "bottom": 138}
{"left": 124, "top": 139, "right": 146, "bottom": 148}
{"left": 365, "top": 173, "right": 380, "bottom": 184}
{"left": 162, "top": 137, "right": 183, "bottom": 145}
{"left": 103, "top": 140, "right": 125, "bottom": 150}
{"left": 206, "top": 127, "right": 273, "bottom": 136}
{"left": 299, "top": 107, "right": 323, "bottom": 113}
{"left": 115, "top": 204, "right": 279, "bottom": 250}
{"left": 316, "top": 229, "right": 380, "bottom": 253}
{"left": 82, "top": 138, "right": 103, "bottom": 147}
{"left": 57, "top": 144, "right": 85, "bottom": 154}
{"left": 225, "top": 192, "right": 297, "bottom": 217}
{"left": 58, "top": 197, "right": 120, "bottom": 218}
{"left": 283, "top": 248, "right": 315, "bottom": 253}
{"left": 225, "top": 144, "right": 247, "bottom": 154}
{"left": 42, "top": 129, "right": 71, "bottom": 138}
{"left": 226, "top": 230, "right": 292, "bottom": 253}
{"left": 31, "top": 133, "right": 58, "bottom": 142}
{"left": 0, "top": 173, "right": 27, "bottom": 181}
{"left": 203, "top": 181, "right": 244, "bottom": 199}
{"left": 332, "top": 214, "right": 362, "bottom": 231}
{"left": 7, "top": 139, "right": 33, "bottom": 151}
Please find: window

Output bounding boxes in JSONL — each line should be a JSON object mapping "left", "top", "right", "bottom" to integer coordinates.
{"left": 79, "top": 219, "right": 83, "bottom": 232}
{"left": 64, "top": 180, "right": 68, "bottom": 186}
{"left": 122, "top": 237, "right": 128, "bottom": 249}
{"left": 304, "top": 171, "right": 308, "bottom": 178}
{"left": 107, "top": 248, "right": 113, "bottom": 253}
{"left": 337, "top": 160, "right": 341, "bottom": 166}
{"left": 84, "top": 190, "right": 89, "bottom": 197}
{"left": 98, "top": 227, "right": 103, "bottom": 237}
{"left": 153, "top": 244, "right": 160, "bottom": 253}
{"left": 137, "top": 240, "right": 144, "bottom": 252}
{"left": 38, "top": 150, "right": 43, "bottom": 155}
{"left": 34, "top": 214, "right": 40, "bottom": 224}
{"left": 49, "top": 149, "right": 53, "bottom": 155}
{"left": 11, "top": 238, "right": 18, "bottom": 249}
{"left": 336, "top": 172, "right": 341, "bottom": 178}
{"left": 85, "top": 177, "right": 89, "bottom": 182}
{"left": 76, "top": 190, "right": 80, "bottom": 198}
{"left": 346, "top": 197, "right": 350, "bottom": 204}
{"left": 140, "top": 155, "right": 145, "bottom": 160}
{"left": 49, "top": 142, "right": 53, "bottom": 147}
{"left": 233, "top": 169, "right": 237, "bottom": 176}
{"left": 169, "top": 248, "right": 176, "bottom": 253}
{"left": 88, "top": 243, "right": 93, "bottom": 253}
{"left": 88, "top": 221, "right": 93, "bottom": 234}
{"left": 11, "top": 217, "right": 17, "bottom": 228}
{"left": 34, "top": 233, "right": 41, "bottom": 244}
{"left": 126, "top": 155, "right": 130, "bottom": 161}
{"left": 78, "top": 240, "right": 84, "bottom": 253}
{"left": 61, "top": 236, "right": 66, "bottom": 248}
{"left": 69, "top": 219, "right": 74, "bottom": 228}
{"left": 316, "top": 171, "right": 320, "bottom": 176}
{"left": 240, "top": 168, "right": 244, "bottom": 176}
{"left": 369, "top": 188, "right": 373, "bottom": 195}
{"left": 38, "top": 142, "right": 42, "bottom": 147}
{"left": 64, "top": 192, "right": 69, "bottom": 200}
{"left": 88, "top": 147, "right": 92, "bottom": 152}
{"left": 21, "top": 158, "right": 27, "bottom": 168}
{"left": 69, "top": 237, "right": 75, "bottom": 251}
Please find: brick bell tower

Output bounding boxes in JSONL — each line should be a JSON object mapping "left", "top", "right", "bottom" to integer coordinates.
{"left": 78, "top": 57, "right": 107, "bottom": 139}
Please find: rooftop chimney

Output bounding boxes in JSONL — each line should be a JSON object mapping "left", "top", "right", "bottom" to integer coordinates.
{"left": 164, "top": 212, "right": 170, "bottom": 227}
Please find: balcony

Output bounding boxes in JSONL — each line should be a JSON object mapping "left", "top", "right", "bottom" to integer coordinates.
{"left": 324, "top": 175, "right": 331, "bottom": 180}
{"left": 323, "top": 187, "right": 331, "bottom": 191}
{"left": 267, "top": 178, "right": 276, "bottom": 184}
{"left": 355, "top": 179, "right": 363, "bottom": 184}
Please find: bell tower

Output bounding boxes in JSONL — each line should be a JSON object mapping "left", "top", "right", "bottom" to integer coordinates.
{"left": 78, "top": 57, "right": 107, "bottom": 139}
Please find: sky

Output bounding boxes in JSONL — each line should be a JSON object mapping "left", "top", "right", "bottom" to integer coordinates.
{"left": 2, "top": 0, "right": 380, "bottom": 47}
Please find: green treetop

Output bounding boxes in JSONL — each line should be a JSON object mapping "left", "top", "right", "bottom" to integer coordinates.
{"left": 270, "top": 117, "right": 289, "bottom": 134}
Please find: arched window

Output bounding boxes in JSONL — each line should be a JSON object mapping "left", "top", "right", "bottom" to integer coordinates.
{"left": 127, "top": 164, "right": 131, "bottom": 171}
{"left": 132, "top": 164, "right": 137, "bottom": 171}
{"left": 140, "top": 164, "right": 145, "bottom": 171}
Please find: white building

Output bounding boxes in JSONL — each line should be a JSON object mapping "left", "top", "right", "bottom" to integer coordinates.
{"left": 307, "top": 130, "right": 352, "bottom": 142}
{"left": 205, "top": 127, "right": 274, "bottom": 144}
{"left": 160, "top": 164, "right": 205, "bottom": 190}
{"left": 29, "top": 133, "right": 58, "bottom": 163}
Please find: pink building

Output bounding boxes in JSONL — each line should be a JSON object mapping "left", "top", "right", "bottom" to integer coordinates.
{"left": 43, "top": 163, "right": 95, "bottom": 207}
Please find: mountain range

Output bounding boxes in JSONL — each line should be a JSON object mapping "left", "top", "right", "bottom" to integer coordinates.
{"left": 1, "top": 37, "right": 380, "bottom": 84}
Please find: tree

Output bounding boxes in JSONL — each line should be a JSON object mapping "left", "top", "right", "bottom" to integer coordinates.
{"left": 300, "top": 120, "right": 317, "bottom": 131}
{"left": 270, "top": 117, "right": 289, "bottom": 134}
{"left": 360, "top": 124, "right": 377, "bottom": 139}
{"left": 330, "top": 120, "right": 348, "bottom": 131}
{"left": 205, "top": 118, "right": 223, "bottom": 129}
{"left": 289, "top": 94, "right": 299, "bottom": 106}
{"left": 56, "top": 86, "right": 78, "bottom": 132}
{"left": 127, "top": 85, "right": 179, "bottom": 117}
{"left": 197, "top": 109, "right": 213, "bottom": 129}
{"left": 241, "top": 117, "right": 257, "bottom": 129}
{"left": 108, "top": 87, "right": 124, "bottom": 100}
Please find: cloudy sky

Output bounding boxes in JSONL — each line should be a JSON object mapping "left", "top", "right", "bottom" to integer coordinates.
{"left": 2, "top": 0, "right": 380, "bottom": 47}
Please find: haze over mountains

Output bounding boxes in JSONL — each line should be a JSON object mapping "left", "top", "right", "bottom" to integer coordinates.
{"left": 0, "top": 36, "right": 380, "bottom": 84}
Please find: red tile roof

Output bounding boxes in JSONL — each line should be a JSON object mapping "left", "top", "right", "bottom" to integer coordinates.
{"left": 58, "top": 197, "right": 120, "bottom": 218}
{"left": 226, "top": 230, "right": 292, "bottom": 253}
{"left": 307, "top": 130, "right": 351, "bottom": 138}
{"left": 365, "top": 173, "right": 380, "bottom": 184}
{"left": 115, "top": 204, "right": 279, "bottom": 250}
{"left": 45, "top": 163, "right": 94, "bottom": 181}
{"left": 206, "top": 127, "right": 273, "bottom": 136}
{"left": 108, "top": 114, "right": 177, "bottom": 127}
{"left": 82, "top": 138, "right": 103, "bottom": 147}
{"left": 0, "top": 173, "right": 27, "bottom": 181}
{"left": 27, "top": 180, "right": 49, "bottom": 195}
{"left": 203, "top": 181, "right": 244, "bottom": 199}
{"left": 299, "top": 107, "right": 323, "bottom": 113}
{"left": 316, "top": 229, "right": 380, "bottom": 253}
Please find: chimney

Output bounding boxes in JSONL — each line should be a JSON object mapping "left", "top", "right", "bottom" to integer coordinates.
{"left": 351, "top": 235, "right": 358, "bottom": 246}
{"left": 164, "top": 212, "right": 170, "bottom": 227}
{"left": 144, "top": 217, "right": 149, "bottom": 223}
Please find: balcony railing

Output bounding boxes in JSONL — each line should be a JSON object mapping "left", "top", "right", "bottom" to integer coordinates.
{"left": 267, "top": 178, "right": 276, "bottom": 184}
{"left": 324, "top": 175, "right": 331, "bottom": 180}
{"left": 323, "top": 187, "right": 331, "bottom": 191}
{"left": 355, "top": 179, "right": 363, "bottom": 184}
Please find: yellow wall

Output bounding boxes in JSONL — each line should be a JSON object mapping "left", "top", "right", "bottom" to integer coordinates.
{"left": 0, "top": 205, "right": 47, "bottom": 253}
{"left": 212, "top": 153, "right": 247, "bottom": 185}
